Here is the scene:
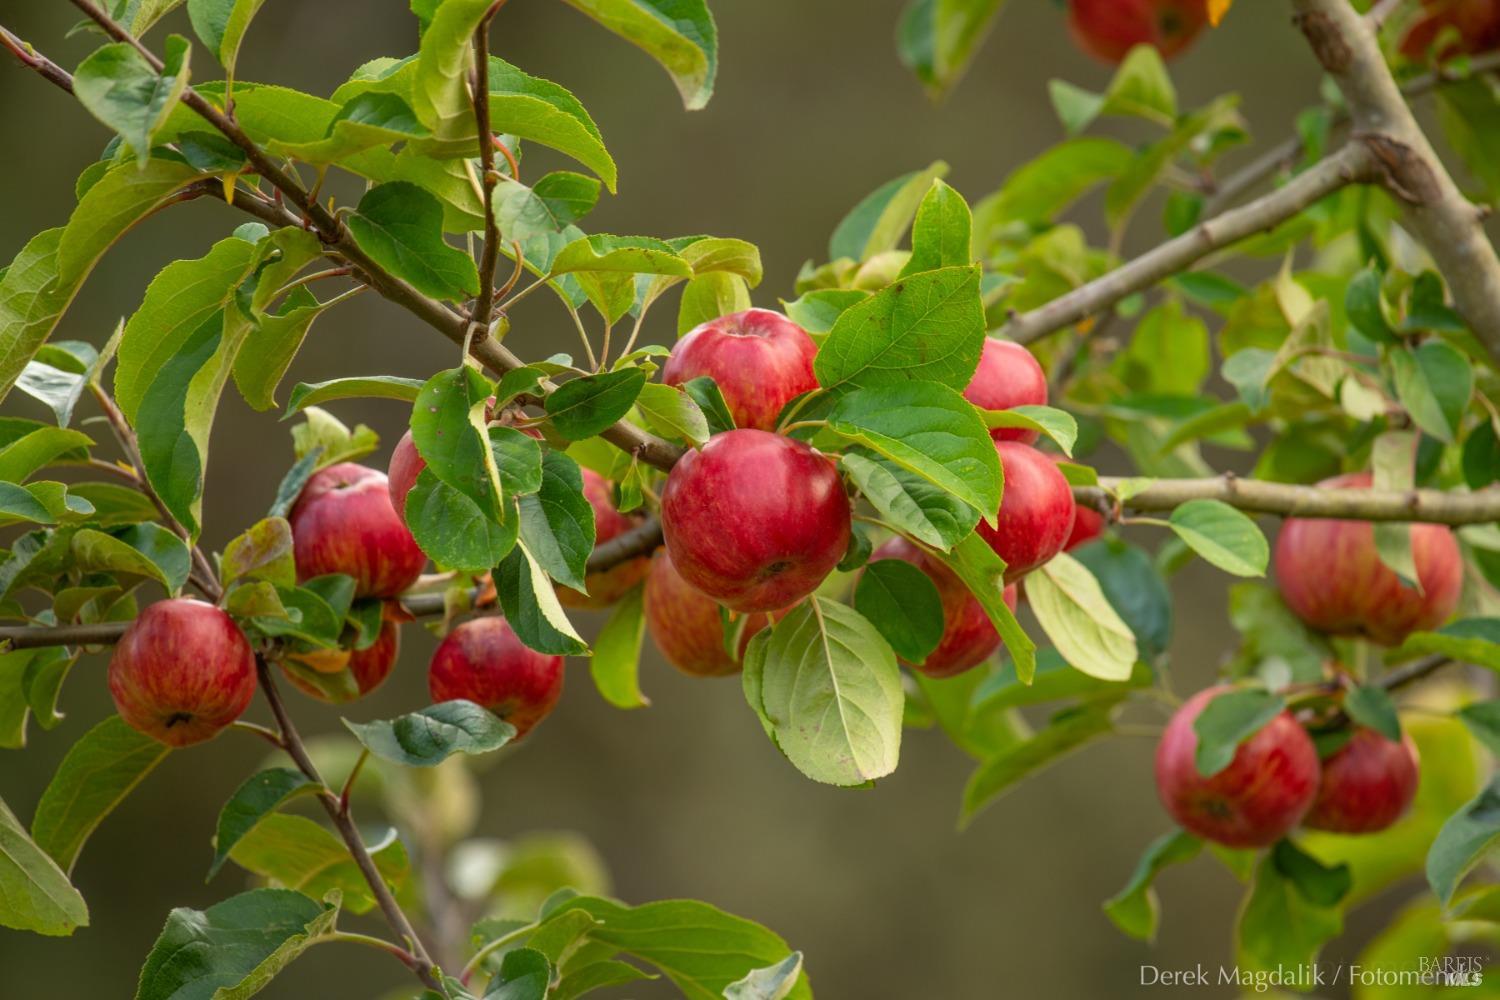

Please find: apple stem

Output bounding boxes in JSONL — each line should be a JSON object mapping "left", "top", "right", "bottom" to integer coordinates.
{"left": 229, "top": 720, "right": 286, "bottom": 749}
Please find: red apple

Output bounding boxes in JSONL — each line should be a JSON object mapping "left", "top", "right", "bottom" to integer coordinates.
{"left": 1274, "top": 473, "right": 1462, "bottom": 647}
{"left": 108, "top": 599, "right": 257, "bottom": 747}
{"left": 556, "top": 468, "right": 653, "bottom": 610}
{"left": 1155, "top": 686, "right": 1321, "bottom": 848}
{"left": 869, "top": 537, "right": 1018, "bottom": 677}
{"left": 284, "top": 616, "right": 401, "bottom": 704}
{"left": 1303, "top": 727, "right": 1420, "bottom": 834}
{"left": 1068, "top": 0, "right": 1210, "bottom": 63}
{"left": 644, "top": 549, "right": 771, "bottom": 677}
{"left": 290, "top": 462, "right": 427, "bottom": 599}
{"left": 976, "top": 441, "right": 1076, "bottom": 582}
{"left": 428, "top": 617, "right": 564, "bottom": 739}
{"left": 1400, "top": 0, "right": 1500, "bottom": 61}
{"left": 660, "top": 429, "right": 851, "bottom": 613}
{"left": 661, "top": 308, "right": 818, "bottom": 432}
{"left": 964, "top": 338, "right": 1048, "bottom": 443}
{"left": 387, "top": 429, "right": 425, "bottom": 517}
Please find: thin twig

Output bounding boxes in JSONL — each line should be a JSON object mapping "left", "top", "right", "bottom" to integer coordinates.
{"left": 468, "top": 3, "right": 508, "bottom": 341}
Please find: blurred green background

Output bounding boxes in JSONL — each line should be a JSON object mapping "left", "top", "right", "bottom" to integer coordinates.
{"left": 0, "top": 2, "right": 1405, "bottom": 997}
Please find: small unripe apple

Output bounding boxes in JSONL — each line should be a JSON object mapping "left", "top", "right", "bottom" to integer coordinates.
{"left": 284, "top": 616, "right": 401, "bottom": 704}
{"left": 428, "top": 617, "right": 564, "bottom": 739}
{"left": 1400, "top": 0, "right": 1500, "bottom": 61}
{"left": 290, "top": 462, "right": 427, "bottom": 599}
{"left": 387, "top": 429, "right": 424, "bottom": 516}
{"left": 644, "top": 549, "right": 771, "bottom": 677}
{"left": 108, "top": 599, "right": 257, "bottom": 747}
{"left": 1303, "top": 727, "right": 1420, "bottom": 834}
{"left": 1274, "top": 473, "right": 1462, "bottom": 646}
{"left": 869, "top": 537, "right": 1017, "bottom": 677}
{"left": 1155, "top": 686, "right": 1321, "bottom": 848}
{"left": 964, "top": 338, "right": 1048, "bottom": 443}
{"left": 556, "top": 468, "right": 653, "bottom": 610}
{"left": 1068, "top": 0, "right": 1210, "bottom": 64}
{"left": 660, "top": 309, "right": 818, "bottom": 432}
{"left": 660, "top": 429, "right": 851, "bottom": 613}
{"left": 976, "top": 441, "right": 1076, "bottom": 582}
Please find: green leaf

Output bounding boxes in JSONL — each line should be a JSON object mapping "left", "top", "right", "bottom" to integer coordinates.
{"left": 1072, "top": 539, "right": 1172, "bottom": 661}
{"left": 590, "top": 585, "right": 649, "bottom": 709}
{"left": 1025, "top": 552, "right": 1138, "bottom": 682}
{"left": 135, "top": 888, "right": 338, "bottom": 1000}
{"left": 31, "top": 715, "right": 170, "bottom": 874}
{"left": 558, "top": 0, "right": 718, "bottom": 110}
{"left": 1236, "top": 848, "right": 1344, "bottom": 974}
{"left": 1427, "top": 776, "right": 1500, "bottom": 907}
{"left": 927, "top": 534, "right": 1035, "bottom": 683}
{"left": 900, "top": 180, "right": 972, "bottom": 276}
{"left": 742, "top": 597, "right": 903, "bottom": 787}
{"left": 494, "top": 544, "right": 589, "bottom": 655}
{"left": 545, "top": 368, "right": 648, "bottom": 440}
{"left": 680, "top": 376, "right": 736, "bottom": 435}
{"left": 490, "top": 428, "right": 544, "bottom": 496}
{"left": 345, "top": 700, "right": 517, "bottom": 767}
{"left": 972, "top": 138, "right": 1129, "bottom": 231}
{"left": 221, "top": 516, "right": 296, "bottom": 588}
{"left": 73, "top": 36, "right": 191, "bottom": 167}
{"left": 412, "top": 365, "right": 505, "bottom": 522}
{"left": 1192, "top": 688, "right": 1284, "bottom": 777}
{"left": 634, "top": 382, "right": 710, "bottom": 446}
{"left": 1344, "top": 685, "right": 1401, "bottom": 743}
{"left": 347, "top": 182, "right": 479, "bottom": 302}
{"left": 1345, "top": 263, "right": 1397, "bottom": 345}
{"left": 1166, "top": 499, "right": 1269, "bottom": 578}
{"left": 679, "top": 273, "right": 752, "bottom": 335}
{"left": 487, "top": 948, "right": 552, "bottom": 1000}
{"left": 854, "top": 559, "right": 944, "bottom": 663}
{"left": 840, "top": 448, "right": 977, "bottom": 551}
{"left": 226, "top": 815, "right": 407, "bottom": 916}
{"left": 273, "top": 92, "right": 430, "bottom": 164}
{"left": 15, "top": 360, "right": 89, "bottom": 428}
{"left": 814, "top": 265, "right": 984, "bottom": 392}
{"left": 829, "top": 161, "right": 948, "bottom": 262}
{"left": 1462, "top": 701, "right": 1500, "bottom": 757}
{"left": 186, "top": 0, "right": 267, "bottom": 86}
{"left": 0, "top": 795, "right": 88, "bottom": 937}
{"left": 1395, "top": 618, "right": 1500, "bottom": 672}
{"left": 897, "top": 0, "right": 1007, "bottom": 99}
{"left": 723, "top": 952, "right": 804, "bottom": 1000}
{"left": 1272, "top": 839, "right": 1351, "bottom": 907}
{"left": 826, "top": 381, "right": 1000, "bottom": 524}
{"left": 548, "top": 896, "right": 810, "bottom": 999}
{"left": 550, "top": 235, "right": 691, "bottom": 323}
{"left": 71, "top": 523, "right": 191, "bottom": 594}
{"left": 282, "top": 376, "right": 423, "bottom": 417}
{"left": 208, "top": 768, "right": 320, "bottom": 880}
{"left": 494, "top": 172, "right": 601, "bottom": 245}
{"left": 1103, "top": 830, "right": 1201, "bottom": 942}
{"left": 960, "top": 699, "right": 1117, "bottom": 826}
{"left": 0, "top": 426, "right": 93, "bottom": 484}
{"left": 518, "top": 451, "right": 595, "bottom": 592}
{"left": 1389, "top": 340, "right": 1472, "bottom": 443}
{"left": 405, "top": 470, "right": 519, "bottom": 573}
{"left": 981, "top": 404, "right": 1078, "bottom": 456}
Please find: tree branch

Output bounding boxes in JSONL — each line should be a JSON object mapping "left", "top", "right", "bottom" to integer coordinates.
{"left": 1294, "top": 0, "right": 1500, "bottom": 364}
{"left": 587, "top": 516, "right": 663, "bottom": 571}
{"left": 1079, "top": 474, "right": 1500, "bottom": 525}
{"left": 0, "top": 25, "right": 73, "bottom": 93}
{"left": 1204, "top": 51, "right": 1500, "bottom": 214}
{"left": 61, "top": 0, "right": 684, "bottom": 473}
{"left": 255, "top": 658, "right": 443, "bottom": 992}
{"left": 1002, "top": 142, "right": 1376, "bottom": 345}
{"left": 468, "top": 3, "right": 506, "bottom": 339}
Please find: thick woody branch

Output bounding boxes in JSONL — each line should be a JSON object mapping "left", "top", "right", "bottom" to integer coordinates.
{"left": 1294, "top": 0, "right": 1500, "bottom": 364}
{"left": 1079, "top": 474, "right": 1500, "bottom": 525}
{"left": 61, "top": 0, "right": 683, "bottom": 474}
{"left": 1001, "top": 142, "right": 1376, "bottom": 345}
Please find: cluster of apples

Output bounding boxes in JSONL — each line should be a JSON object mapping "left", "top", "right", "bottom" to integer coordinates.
{"left": 1155, "top": 475, "right": 1462, "bottom": 847}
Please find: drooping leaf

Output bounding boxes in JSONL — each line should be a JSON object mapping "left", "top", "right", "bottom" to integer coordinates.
{"left": 70, "top": 523, "right": 192, "bottom": 594}
{"left": 208, "top": 768, "right": 321, "bottom": 879}
{"left": 405, "top": 470, "right": 519, "bottom": 573}
{"left": 960, "top": 699, "right": 1118, "bottom": 826}
{"left": 72, "top": 35, "right": 191, "bottom": 166}
{"left": 544, "top": 368, "right": 648, "bottom": 440}
{"left": 31, "top": 717, "right": 168, "bottom": 866}
{"left": 558, "top": 0, "right": 719, "bottom": 111}
{"left": 927, "top": 534, "right": 1035, "bottom": 682}
{"left": 1428, "top": 776, "right": 1500, "bottom": 907}
{"left": 493, "top": 544, "right": 588, "bottom": 655}
{"left": 897, "top": 0, "right": 1007, "bottom": 99}
{"left": 1103, "top": 830, "right": 1201, "bottom": 942}
{"left": 590, "top": 585, "right": 649, "bottom": 709}
{"left": 0, "top": 795, "right": 89, "bottom": 937}
{"left": 742, "top": 598, "right": 903, "bottom": 787}
{"left": 1166, "top": 499, "right": 1269, "bottom": 578}
{"left": 1025, "top": 552, "right": 1137, "bottom": 682}
{"left": 1192, "top": 688, "right": 1284, "bottom": 777}
{"left": 347, "top": 182, "right": 480, "bottom": 302}
{"left": 854, "top": 559, "right": 945, "bottom": 664}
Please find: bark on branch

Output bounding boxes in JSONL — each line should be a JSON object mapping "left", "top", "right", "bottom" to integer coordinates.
{"left": 1079, "top": 474, "right": 1500, "bottom": 525}
{"left": 1294, "top": 0, "right": 1500, "bottom": 365}
{"left": 1002, "top": 142, "right": 1376, "bottom": 345}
